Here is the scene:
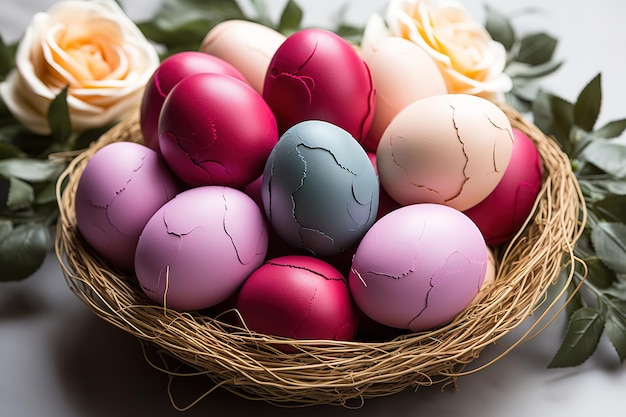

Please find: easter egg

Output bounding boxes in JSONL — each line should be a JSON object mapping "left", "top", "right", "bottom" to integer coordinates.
{"left": 135, "top": 186, "right": 268, "bottom": 311}
{"left": 349, "top": 203, "right": 488, "bottom": 331}
{"left": 376, "top": 94, "right": 514, "bottom": 211}
{"left": 199, "top": 19, "right": 286, "bottom": 94}
{"left": 140, "top": 51, "right": 246, "bottom": 153}
{"left": 75, "top": 142, "right": 181, "bottom": 271}
{"left": 263, "top": 28, "right": 375, "bottom": 143}
{"left": 236, "top": 255, "right": 357, "bottom": 342}
{"left": 464, "top": 128, "right": 543, "bottom": 246}
{"left": 158, "top": 73, "right": 278, "bottom": 188}
{"left": 261, "top": 120, "right": 379, "bottom": 257}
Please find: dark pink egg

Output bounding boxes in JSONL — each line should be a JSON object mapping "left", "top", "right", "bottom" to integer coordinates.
{"left": 158, "top": 73, "right": 279, "bottom": 188}
{"left": 464, "top": 128, "right": 543, "bottom": 246}
{"left": 140, "top": 51, "right": 247, "bottom": 153}
{"left": 236, "top": 255, "right": 357, "bottom": 343}
{"left": 263, "top": 28, "right": 375, "bottom": 143}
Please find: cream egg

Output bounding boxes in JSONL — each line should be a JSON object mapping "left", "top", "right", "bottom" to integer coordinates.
{"left": 199, "top": 19, "right": 286, "bottom": 94}
{"left": 376, "top": 94, "right": 514, "bottom": 211}
{"left": 360, "top": 36, "right": 447, "bottom": 152}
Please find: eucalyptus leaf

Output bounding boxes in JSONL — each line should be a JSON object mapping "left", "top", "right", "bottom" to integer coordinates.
{"left": 595, "top": 118, "right": 626, "bottom": 139}
{"left": 0, "top": 221, "right": 50, "bottom": 282}
{"left": 278, "top": 0, "right": 303, "bottom": 35}
{"left": 517, "top": 32, "right": 558, "bottom": 65}
{"left": 47, "top": 86, "right": 72, "bottom": 144}
{"left": 0, "top": 34, "right": 13, "bottom": 79}
{"left": 6, "top": 176, "right": 34, "bottom": 211}
{"left": 484, "top": 5, "right": 515, "bottom": 51}
{"left": 583, "top": 141, "right": 626, "bottom": 178}
{"left": 548, "top": 307, "right": 604, "bottom": 368}
{"left": 505, "top": 59, "right": 562, "bottom": 79}
{"left": 606, "top": 308, "right": 626, "bottom": 362}
{"left": 593, "top": 195, "right": 626, "bottom": 222}
{"left": 574, "top": 73, "right": 601, "bottom": 132}
{"left": 591, "top": 222, "right": 626, "bottom": 274}
{"left": 0, "top": 158, "right": 63, "bottom": 182}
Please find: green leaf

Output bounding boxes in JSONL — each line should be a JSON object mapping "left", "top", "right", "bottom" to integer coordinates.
{"left": 582, "top": 141, "right": 626, "bottom": 178}
{"left": 0, "top": 34, "right": 14, "bottom": 79}
{"left": 593, "top": 195, "right": 626, "bottom": 222}
{"left": 0, "top": 219, "right": 11, "bottom": 240}
{"left": 574, "top": 73, "right": 601, "bottom": 132}
{"left": 548, "top": 307, "right": 605, "bottom": 368}
{"left": 6, "top": 176, "right": 34, "bottom": 211}
{"left": 247, "top": 0, "right": 273, "bottom": 27}
{"left": 550, "top": 95, "right": 575, "bottom": 149}
{"left": 591, "top": 222, "right": 626, "bottom": 274}
{"left": 587, "top": 179, "right": 626, "bottom": 196}
{"left": 0, "top": 158, "right": 63, "bottom": 182}
{"left": 517, "top": 32, "right": 558, "bottom": 65}
{"left": 0, "top": 221, "right": 51, "bottom": 281}
{"left": 595, "top": 118, "right": 626, "bottom": 139}
{"left": 47, "top": 86, "right": 72, "bottom": 143}
{"left": 0, "top": 142, "right": 23, "bottom": 159}
{"left": 531, "top": 89, "right": 554, "bottom": 135}
{"left": 278, "top": 0, "right": 303, "bottom": 35}
{"left": 584, "top": 256, "right": 617, "bottom": 289}
{"left": 604, "top": 299, "right": 626, "bottom": 362}
{"left": 484, "top": 5, "right": 515, "bottom": 51}
{"left": 34, "top": 181, "right": 57, "bottom": 205}
{"left": 505, "top": 60, "right": 563, "bottom": 79}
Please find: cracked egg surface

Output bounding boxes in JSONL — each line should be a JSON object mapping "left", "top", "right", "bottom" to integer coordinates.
{"left": 158, "top": 73, "right": 278, "bottom": 188}
{"left": 236, "top": 255, "right": 357, "bottom": 344}
{"left": 261, "top": 120, "right": 379, "bottom": 257}
{"left": 376, "top": 94, "right": 514, "bottom": 211}
{"left": 349, "top": 203, "right": 488, "bottom": 331}
{"left": 134, "top": 186, "right": 268, "bottom": 311}
{"left": 263, "top": 28, "right": 376, "bottom": 143}
{"left": 75, "top": 142, "right": 181, "bottom": 271}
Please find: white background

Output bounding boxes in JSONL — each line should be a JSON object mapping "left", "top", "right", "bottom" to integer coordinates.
{"left": 1, "top": 1, "right": 625, "bottom": 416}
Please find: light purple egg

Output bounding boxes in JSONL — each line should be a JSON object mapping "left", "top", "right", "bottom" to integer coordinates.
{"left": 134, "top": 186, "right": 268, "bottom": 311}
{"left": 349, "top": 203, "right": 487, "bottom": 331}
{"left": 75, "top": 142, "right": 181, "bottom": 271}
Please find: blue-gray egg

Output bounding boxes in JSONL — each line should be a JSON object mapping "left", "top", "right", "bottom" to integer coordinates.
{"left": 261, "top": 120, "right": 379, "bottom": 256}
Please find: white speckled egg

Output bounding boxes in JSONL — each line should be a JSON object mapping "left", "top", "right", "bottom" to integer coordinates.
{"left": 376, "top": 94, "right": 514, "bottom": 211}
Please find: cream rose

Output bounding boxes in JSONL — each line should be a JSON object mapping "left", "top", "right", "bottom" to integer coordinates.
{"left": 0, "top": 0, "right": 159, "bottom": 135}
{"left": 372, "top": 0, "right": 512, "bottom": 100}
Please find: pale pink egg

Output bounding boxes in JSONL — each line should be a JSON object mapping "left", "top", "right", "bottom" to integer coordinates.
{"left": 135, "top": 186, "right": 268, "bottom": 311}
{"left": 349, "top": 203, "right": 487, "bottom": 331}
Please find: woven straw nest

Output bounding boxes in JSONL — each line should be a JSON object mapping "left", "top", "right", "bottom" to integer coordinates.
{"left": 55, "top": 102, "right": 585, "bottom": 408}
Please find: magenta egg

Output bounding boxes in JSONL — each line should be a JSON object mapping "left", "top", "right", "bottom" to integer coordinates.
{"left": 75, "top": 142, "right": 181, "bottom": 271}
{"left": 464, "top": 128, "right": 543, "bottom": 246}
{"left": 236, "top": 255, "right": 357, "bottom": 343}
{"left": 135, "top": 186, "right": 268, "bottom": 311}
{"left": 140, "top": 51, "right": 246, "bottom": 152}
{"left": 349, "top": 203, "right": 488, "bottom": 331}
{"left": 263, "top": 28, "right": 375, "bottom": 143}
{"left": 158, "top": 73, "right": 279, "bottom": 188}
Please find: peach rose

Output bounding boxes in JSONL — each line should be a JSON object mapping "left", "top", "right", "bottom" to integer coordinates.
{"left": 0, "top": 0, "right": 159, "bottom": 135}
{"left": 370, "top": 0, "right": 512, "bottom": 100}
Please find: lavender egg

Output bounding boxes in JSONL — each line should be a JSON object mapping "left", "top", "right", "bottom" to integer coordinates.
{"left": 75, "top": 142, "right": 181, "bottom": 271}
{"left": 135, "top": 186, "right": 268, "bottom": 311}
{"left": 261, "top": 120, "right": 379, "bottom": 257}
{"left": 349, "top": 203, "right": 488, "bottom": 331}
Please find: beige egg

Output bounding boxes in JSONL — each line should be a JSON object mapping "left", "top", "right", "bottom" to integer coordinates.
{"left": 199, "top": 20, "right": 286, "bottom": 94}
{"left": 360, "top": 37, "right": 447, "bottom": 152}
{"left": 376, "top": 94, "right": 514, "bottom": 211}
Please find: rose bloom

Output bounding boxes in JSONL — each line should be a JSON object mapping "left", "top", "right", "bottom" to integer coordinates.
{"left": 0, "top": 0, "right": 159, "bottom": 135}
{"left": 365, "top": 0, "right": 512, "bottom": 101}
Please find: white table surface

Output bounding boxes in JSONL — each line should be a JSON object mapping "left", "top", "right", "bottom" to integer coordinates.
{"left": 2, "top": 1, "right": 625, "bottom": 416}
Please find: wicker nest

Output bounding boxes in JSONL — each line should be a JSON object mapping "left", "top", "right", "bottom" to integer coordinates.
{"left": 55, "top": 102, "right": 585, "bottom": 408}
